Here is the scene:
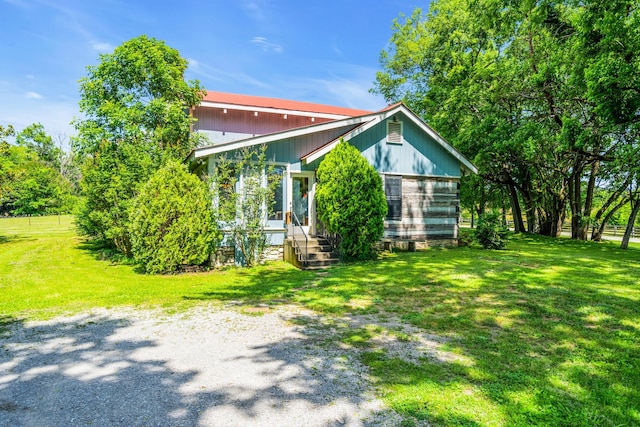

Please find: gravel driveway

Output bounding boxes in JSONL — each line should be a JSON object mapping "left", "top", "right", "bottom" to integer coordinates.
{"left": 0, "top": 305, "right": 403, "bottom": 426}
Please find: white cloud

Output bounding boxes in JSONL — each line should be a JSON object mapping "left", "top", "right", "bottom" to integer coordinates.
{"left": 241, "top": 1, "right": 264, "bottom": 21}
{"left": 274, "top": 63, "right": 387, "bottom": 112}
{"left": 185, "top": 58, "right": 271, "bottom": 90}
{"left": 91, "top": 42, "right": 114, "bottom": 53}
{"left": 0, "top": 82, "right": 78, "bottom": 146}
{"left": 250, "top": 37, "right": 283, "bottom": 53}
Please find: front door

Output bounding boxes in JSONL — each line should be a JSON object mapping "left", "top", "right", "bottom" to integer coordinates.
{"left": 291, "top": 173, "right": 314, "bottom": 235}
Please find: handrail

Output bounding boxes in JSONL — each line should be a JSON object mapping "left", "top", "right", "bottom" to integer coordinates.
{"left": 289, "top": 210, "right": 309, "bottom": 267}
{"left": 317, "top": 219, "right": 343, "bottom": 262}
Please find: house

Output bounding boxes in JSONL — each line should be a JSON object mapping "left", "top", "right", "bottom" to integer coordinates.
{"left": 187, "top": 91, "right": 477, "bottom": 268}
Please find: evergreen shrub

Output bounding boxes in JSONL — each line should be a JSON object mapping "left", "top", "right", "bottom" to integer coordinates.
{"left": 316, "top": 139, "right": 387, "bottom": 260}
{"left": 475, "top": 212, "right": 509, "bottom": 250}
{"left": 129, "top": 161, "right": 220, "bottom": 273}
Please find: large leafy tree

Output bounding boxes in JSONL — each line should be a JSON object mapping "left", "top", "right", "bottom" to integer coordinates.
{"left": 73, "top": 35, "right": 205, "bottom": 254}
{"left": 375, "top": 0, "right": 640, "bottom": 239}
{"left": 315, "top": 139, "right": 387, "bottom": 260}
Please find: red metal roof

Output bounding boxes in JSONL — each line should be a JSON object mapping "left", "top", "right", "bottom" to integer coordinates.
{"left": 201, "top": 91, "right": 373, "bottom": 117}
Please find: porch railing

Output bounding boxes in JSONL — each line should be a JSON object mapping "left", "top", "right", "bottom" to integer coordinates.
{"left": 317, "top": 219, "right": 343, "bottom": 262}
{"left": 288, "top": 211, "right": 308, "bottom": 267}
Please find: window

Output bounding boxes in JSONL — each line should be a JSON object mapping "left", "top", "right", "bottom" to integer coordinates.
{"left": 268, "top": 166, "right": 285, "bottom": 221}
{"left": 387, "top": 119, "right": 403, "bottom": 144}
{"left": 385, "top": 175, "right": 402, "bottom": 220}
{"left": 216, "top": 163, "right": 239, "bottom": 222}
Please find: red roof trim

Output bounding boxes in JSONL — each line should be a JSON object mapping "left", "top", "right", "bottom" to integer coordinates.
{"left": 201, "top": 91, "right": 373, "bottom": 117}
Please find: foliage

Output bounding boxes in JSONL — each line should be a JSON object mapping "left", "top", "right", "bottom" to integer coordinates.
{"left": 2, "top": 216, "right": 639, "bottom": 426}
{"left": 73, "top": 35, "right": 205, "bottom": 254}
{"left": 315, "top": 139, "right": 387, "bottom": 260}
{"left": 374, "top": 0, "right": 640, "bottom": 240}
{"left": 475, "top": 212, "right": 509, "bottom": 249}
{"left": 129, "top": 161, "right": 220, "bottom": 274}
{"left": 211, "top": 146, "right": 282, "bottom": 267}
{"left": 1, "top": 124, "right": 76, "bottom": 216}
{"left": 16, "top": 123, "right": 62, "bottom": 169}
{"left": 75, "top": 141, "right": 152, "bottom": 253}
{"left": 0, "top": 125, "right": 17, "bottom": 210}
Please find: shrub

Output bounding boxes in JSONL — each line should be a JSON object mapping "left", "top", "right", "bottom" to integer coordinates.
{"left": 129, "top": 161, "right": 220, "bottom": 274}
{"left": 475, "top": 212, "right": 509, "bottom": 250}
{"left": 211, "top": 146, "right": 281, "bottom": 267}
{"left": 316, "top": 139, "right": 387, "bottom": 260}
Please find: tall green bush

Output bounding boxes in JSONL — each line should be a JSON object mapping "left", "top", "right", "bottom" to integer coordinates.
{"left": 129, "top": 161, "right": 220, "bottom": 274}
{"left": 316, "top": 139, "right": 387, "bottom": 260}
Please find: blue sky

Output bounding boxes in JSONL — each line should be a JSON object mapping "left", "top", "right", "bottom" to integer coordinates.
{"left": 0, "top": 0, "right": 426, "bottom": 143}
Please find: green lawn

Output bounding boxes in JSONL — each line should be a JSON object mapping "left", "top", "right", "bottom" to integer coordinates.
{"left": 0, "top": 215, "right": 313, "bottom": 318}
{"left": 1, "top": 216, "right": 639, "bottom": 426}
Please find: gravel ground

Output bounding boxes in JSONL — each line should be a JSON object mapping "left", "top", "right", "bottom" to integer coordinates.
{"left": 0, "top": 305, "right": 405, "bottom": 427}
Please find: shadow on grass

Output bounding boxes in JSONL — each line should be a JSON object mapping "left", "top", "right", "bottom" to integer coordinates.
{"left": 284, "top": 235, "right": 640, "bottom": 426}
{"left": 0, "top": 235, "right": 29, "bottom": 245}
{"left": 0, "top": 315, "right": 20, "bottom": 336}
{"left": 182, "top": 264, "right": 315, "bottom": 305}
{"left": 75, "top": 240, "right": 136, "bottom": 266}
{"left": 0, "top": 309, "right": 392, "bottom": 425}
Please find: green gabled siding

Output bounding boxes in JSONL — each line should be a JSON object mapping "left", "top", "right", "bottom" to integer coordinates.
{"left": 350, "top": 114, "right": 461, "bottom": 177}
{"left": 260, "top": 124, "right": 359, "bottom": 172}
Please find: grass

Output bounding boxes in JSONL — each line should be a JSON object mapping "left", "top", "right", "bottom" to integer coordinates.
{"left": 0, "top": 215, "right": 313, "bottom": 318}
{"left": 1, "top": 216, "right": 639, "bottom": 426}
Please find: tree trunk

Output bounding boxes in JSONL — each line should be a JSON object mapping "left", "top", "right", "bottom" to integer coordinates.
{"left": 507, "top": 182, "right": 525, "bottom": 233}
{"left": 621, "top": 199, "right": 640, "bottom": 250}
{"left": 591, "top": 197, "right": 628, "bottom": 241}
{"left": 591, "top": 175, "right": 632, "bottom": 241}
{"left": 571, "top": 161, "right": 598, "bottom": 240}
{"left": 581, "top": 161, "right": 599, "bottom": 234}
{"left": 520, "top": 187, "right": 537, "bottom": 233}
{"left": 569, "top": 162, "right": 586, "bottom": 240}
{"left": 539, "top": 196, "right": 566, "bottom": 237}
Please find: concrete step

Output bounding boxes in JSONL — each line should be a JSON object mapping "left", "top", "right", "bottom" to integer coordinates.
{"left": 303, "top": 251, "right": 335, "bottom": 260}
{"left": 302, "top": 258, "right": 340, "bottom": 270}
{"left": 285, "top": 236, "right": 340, "bottom": 270}
{"left": 296, "top": 244, "right": 333, "bottom": 254}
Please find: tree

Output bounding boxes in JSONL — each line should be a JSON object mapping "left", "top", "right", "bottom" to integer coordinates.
{"left": 211, "top": 146, "right": 281, "bottom": 267}
{"left": 620, "top": 179, "right": 640, "bottom": 250}
{"left": 16, "top": 123, "right": 62, "bottom": 169}
{"left": 75, "top": 141, "right": 152, "bottom": 252}
{"left": 315, "top": 139, "right": 387, "bottom": 260}
{"left": 0, "top": 125, "right": 16, "bottom": 209}
{"left": 374, "top": 0, "right": 640, "bottom": 240}
{"left": 10, "top": 159, "right": 74, "bottom": 215}
{"left": 1, "top": 124, "right": 76, "bottom": 215}
{"left": 73, "top": 35, "right": 205, "bottom": 254}
{"left": 129, "top": 161, "right": 220, "bottom": 274}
